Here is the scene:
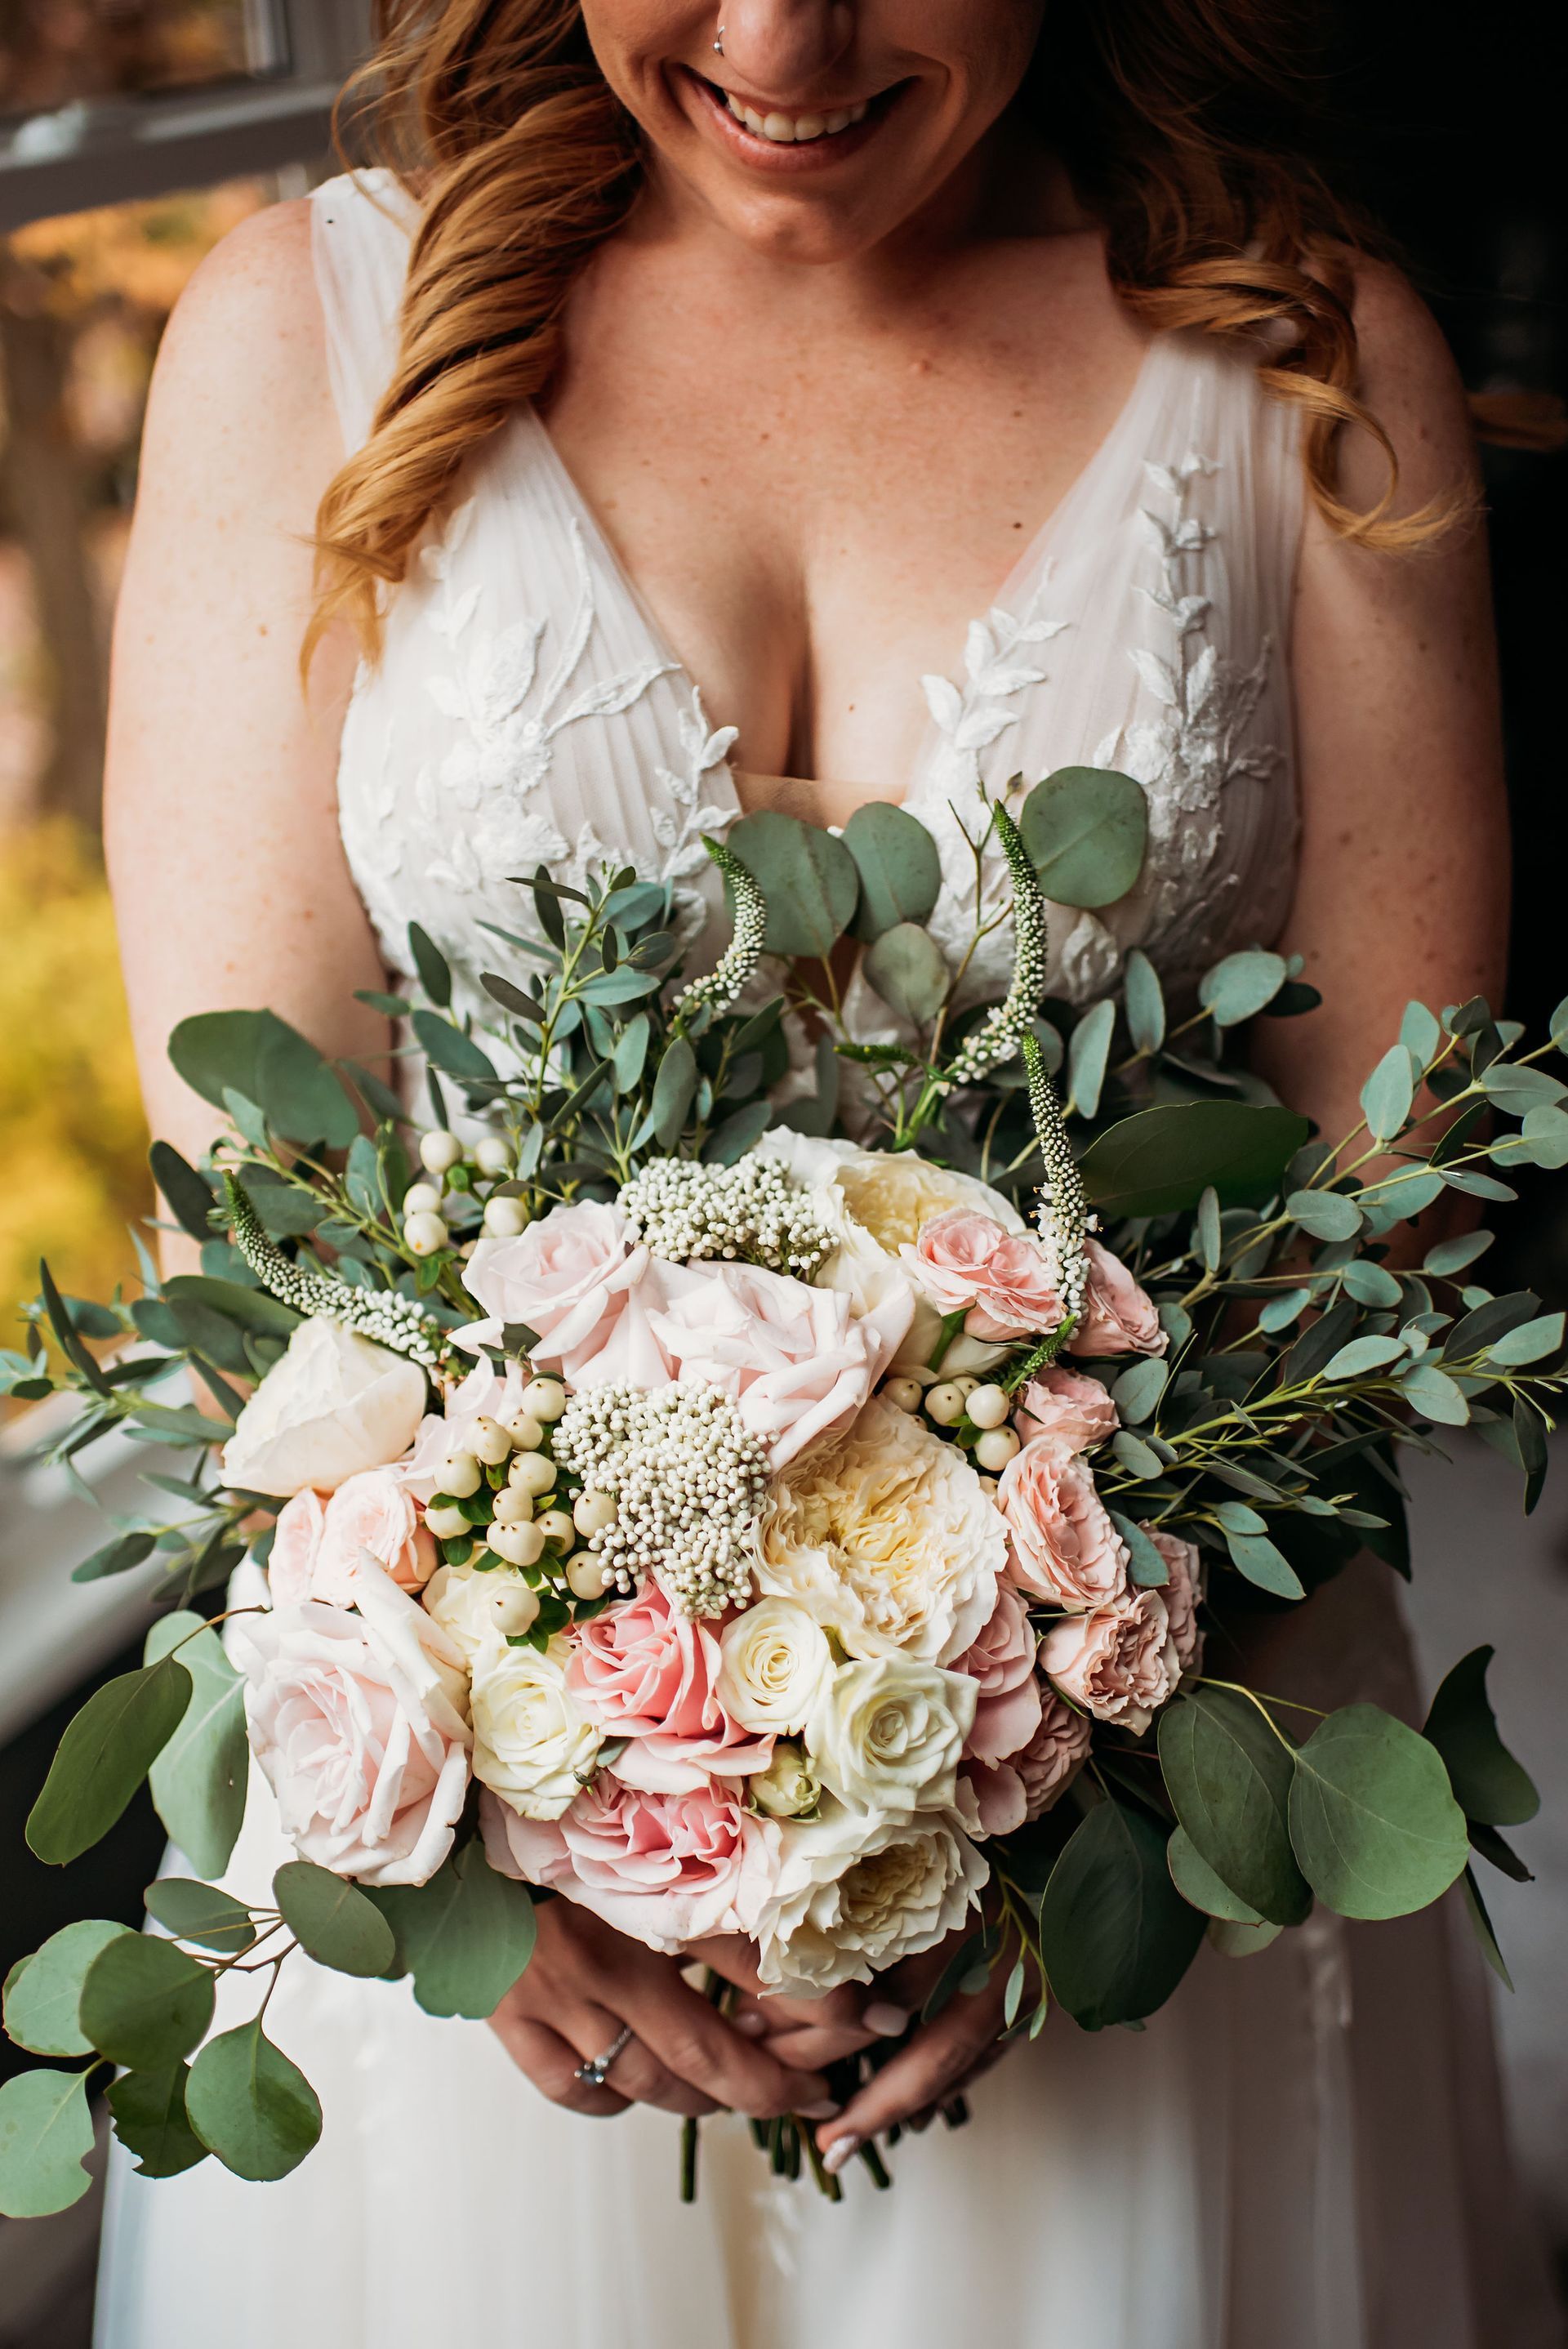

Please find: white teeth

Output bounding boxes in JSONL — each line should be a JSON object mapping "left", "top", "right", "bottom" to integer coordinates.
{"left": 722, "top": 90, "right": 872, "bottom": 141}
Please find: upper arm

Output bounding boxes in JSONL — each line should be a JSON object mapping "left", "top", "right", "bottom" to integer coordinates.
{"left": 1254, "top": 262, "right": 1508, "bottom": 1143}
{"left": 104, "top": 198, "right": 390, "bottom": 1174}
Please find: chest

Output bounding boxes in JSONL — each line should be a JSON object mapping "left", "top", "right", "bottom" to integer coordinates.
{"left": 541, "top": 233, "right": 1152, "bottom": 796}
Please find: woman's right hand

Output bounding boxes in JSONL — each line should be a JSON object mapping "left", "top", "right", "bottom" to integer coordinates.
{"left": 488, "top": 1903, "right": 840, "bottom": 2122}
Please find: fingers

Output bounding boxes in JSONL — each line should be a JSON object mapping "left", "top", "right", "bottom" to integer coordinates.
{"left": 816, "top": 1972, "right": 1010, "bottom": 2171}
{"left": 731, "top": 1981, "right": 896, "bottom": 2072}
{"left": 618, "top": 1969, "right": 837, "bottom": 2121}
{"left": 566, "top": 2001, "right": 720, "bottom": 2119}
{"left": 488, "top": 2010, "right": 632, "bottom": 2119}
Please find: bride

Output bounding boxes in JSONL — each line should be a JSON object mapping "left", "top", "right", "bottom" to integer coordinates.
{"left": 94, "top": 2, "right": 1556, "bottom": 2344}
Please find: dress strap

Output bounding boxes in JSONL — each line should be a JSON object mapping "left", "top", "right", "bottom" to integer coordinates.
{"left": 310, "top": 168, "right": 420, "bottom": 455}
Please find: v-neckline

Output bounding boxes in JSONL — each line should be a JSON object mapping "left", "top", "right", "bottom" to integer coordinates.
{"left": 520, "top": 329, "right": 1171, "bottom": 808}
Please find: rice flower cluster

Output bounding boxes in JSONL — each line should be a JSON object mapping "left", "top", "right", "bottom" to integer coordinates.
{"left": 618, "top": 1154, "right": 835, "bottom": 1277}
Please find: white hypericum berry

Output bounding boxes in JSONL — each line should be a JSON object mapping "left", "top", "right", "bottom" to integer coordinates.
{"left": 521, "top": 1377, "right": 568, "bottom": 1423}
{"left": 488, "top": 1520, "right": 546, "bottom": 1569}
{"left": 492, "top": 1485, "right": 534, "bottom": 1527}
{"left": 482, "top": 1196, "right": 528, "bottom": 1238}
{"left": 403, "top": 1210, "right": 449, "bottom": 1257}
{"left": 473, "top": 1136, "right": 514, "bottom": 1177}
{"left": 425, "top": 1503, "right": 470, "bottom": 1541}
{"left": 967, "top": 1384, "right": 1011, "bottom": 1430}
{"left": 882, "top": 1376, "right": 924, "bottom": 1413}
{"left": 499, "top": 1407, "right": 545, "bottom": 1451}
{"left": 952, "top": 1374, "right": 980, "bottom": 1398}
{"left": 508, "top": 1452, "right": 557, "bottom": 1500}
{"left": 470, "top": 1415, "right": 512, "bottom": 1466}
{"left": 566, "top": 1553, "right": 612, "bottom": 1601}
{"left": 924, "top": 1381, "right": 967, "bottom": 1427}
{"left": 403, "top": 1181, "right": 443, "bottom": 1217}
{"left": 974, "top": 1427, "right": 1022, "bottom": 1473}
{"left": 572, "top": 1490, "right": 617, "bottom": 1538}
{"left": 419, "top": 1130, "right": 464, "bottom": 1177}
{"left": 535, "top": 1509, "right": 577, "bottom": 1549}
{"left": 439, "top": 1450, "right": 483, "bottom": 1499}
{"left": 488, "top": 1582, "right": 541, "bottom": 1637}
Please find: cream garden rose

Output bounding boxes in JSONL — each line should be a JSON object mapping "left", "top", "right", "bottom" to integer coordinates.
{"left": 717, "top": 1598, "right": 833, "bottom": 1736}
{"left": 805, "top": 1654, "right": 977, "bottom": 1816}
{"left": 470, "top": 1634, "right": 602, "bottom": 1821}
{"left": 221, "top": 1315, "right": 427, "bottom": 1498}
{"left": 747, "top": 1802, "right": 989, "bottom": 1993}
{"left": 756, "top": 1396, "right": 1004, "bottom": 1665}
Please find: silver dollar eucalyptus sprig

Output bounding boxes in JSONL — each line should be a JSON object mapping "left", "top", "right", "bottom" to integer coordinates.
{"left": 941, "top": 803, "right": 1049, "bottom": 1087}
{"left": 221, "top": 1171, "right": 447, "bottom": 1370}
{"left": 667, "top": 836, "right": 767, "bottom": 1032}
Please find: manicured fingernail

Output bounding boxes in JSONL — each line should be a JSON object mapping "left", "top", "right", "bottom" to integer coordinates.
{"left": 732, "top": 2010, "right": 766, "bottom": 2037}
{"left": 863, "top": 2001, "right": 909, "bottom": 2039}
{"left": 822, "top": 2134, "right": 859, "bottom": 2175}
{"left": 799, "top": 2099, "right": 840, "bottom": 2119}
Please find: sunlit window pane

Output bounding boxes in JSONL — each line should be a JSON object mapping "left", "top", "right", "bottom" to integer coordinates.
{"left": 1, "top": 0, "right": 282, "bottom": 121}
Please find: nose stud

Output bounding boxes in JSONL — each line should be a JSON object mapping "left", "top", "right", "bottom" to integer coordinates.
{"left": 714, "top": 23, "right": 725, "bottom": 54}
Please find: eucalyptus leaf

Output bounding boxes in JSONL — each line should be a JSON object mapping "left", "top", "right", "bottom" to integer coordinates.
{"left": 274, "top": 1861, "right": 398, "bottom": 1978}
{"left": 1165, "top": 1825, "right": 1265, "bottom": 1923}
{"left": 727, "top": 811, "right": 859, "bottom": 958}
{"left": 1288, "top": 1705, "right": 1468, "bottom": 1919}
{"left": 169, "top": 1010, "right": 359, "bottom": 1148}
{"left": 1341, "top": 1259, "right": 1403, "bottom": 1308}
{"left": 1398, "top": 1362, "right": 1470, "bottom": 1426}
{"left": 72, "top": 1530, "right": 158, "bottom": 1585}
{"left": 1224, "top": 1530, "right": 1305, "bottom": 1598}
{"left": 1123, "top": 947, "right": 1165, "bottom": 1054}
{"left": 843, "top": 803, "right": 943, "bottom": 939}
{"left": 0, "top": 2068, "right": 96, "bottom": 2218}
{"left": 149, "top": 1141, "right": 218, "bottom": 1242}
{"left": 1018, "top": 768, "right": 1150, "bottom": 908}
{"left": 26, "top": 1655, "right": 193, "bottom": 1865}
{"left": 1038, "top": 1799, "right": 1205, "bottom": 2028}
{"left": 1486, "top": 1313, "right": 1565, "bottom": 1366}
{"left": 3, "top": 1919, "right": 129, "bottom": 2056}
{"left": 186, "top": 2018, "right": 323, "bottom": 2182}
{"left": 611, "top": 1012, "right": 651, "bottom": 1094}
{"left": 1398, "top": 999, "right": 1442, "bottom": 1068}
{"left": 1199, "top": 949, "right": 1288, "bottom": 1028}
{"left": 1111, "top": 1357, "right": 1168, "bottom": 1425}
{"left": 863, "top": 923, "right": 951, "bottom": 1026}
{"left": 704, "top": 1101, "right": 773, "bottom": 1166}
{"left": 1157, "top": 1687, "right": 1310, "bottom": 1926}
{"left": 366, "top": 1842, "right": 536, "bottom": 2019}
{"left": 1108, "top": 1511, "right": 1171, "bottom": 1587}
{"left": 1321, "top": 1335, "right": 1407, "bottom": 1380}
{"left": 106, "top": 2063, "right": 208, "bottom": 2178}
{"left": 144, "top": 1881, "right": 257, "bottom": 1955}
{"left": 408, "top": 921, "right": 452, "bottom": 1009}
{"left": 1062, "top": 998, "right": 1114, "bottom": 1119}
{"left": 1422, "top": 1647, "right": 1539, "bottom": 1827}
{"left": 651, "top": 1038, "right": 698, "bottom": 1149}
{"left": 411, "top": 1010, "right": 497, "bottom": 1083}
{"left": 1208, "top": 1914, "right": 1285, "bottom": 1958}
{"left": 1285, "top": 1188, "right": 1363, "bottom": 1241}
{"left": 1361, "top": 1045, "right": 1417, "bottom": 1141}
{"left": 78, "top": 1932, "right": 215, "bottom": 2070}
{"left": 145, "top": 1613, "right": 247, "bottom": 1879}
{"left": 1078, "top": 1103, "right": 1307, "bottom": 1219}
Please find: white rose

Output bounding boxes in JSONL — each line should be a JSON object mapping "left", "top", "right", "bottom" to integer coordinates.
{"left": 423, "top": 1562, "right": 532, "bottom": 1665}
{"left": 749, "top": 1741, "right": 822, "bottom": 1819}
{"left": 717, "top": 1598, "right": 833, "bottom": 1735}
{"left": 221, "top": 1315, "right": 427, "bottom": 1497}
{"left": 805, "top": 1654, "right": 977, "bottom": 1816}
{"left": 756, "top": 1395, "right": 1004, "bottom": 1665}
{"left": 745, "top": 1800, "right": 989, "bottom": 1993}
{"left": 470, "top": 1634, "right": 602, "bottom": 1821}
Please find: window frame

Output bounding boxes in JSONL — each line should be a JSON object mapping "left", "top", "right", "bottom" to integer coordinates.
{"left": 0, "top": 0, "right": 372, "bottom": 233}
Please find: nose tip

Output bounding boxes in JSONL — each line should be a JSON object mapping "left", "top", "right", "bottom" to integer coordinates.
{"left": 713, "top": 0, "right": 855, "bottom": 100}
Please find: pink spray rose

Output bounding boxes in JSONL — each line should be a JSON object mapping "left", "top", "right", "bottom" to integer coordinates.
{"left": 1143, "top": 1524, "right": 1204, "bottom": 1671}
{"left": 963, "top": 1688, "right": 1094, "bottom": 1834}
{"left": 234, "top": 1558, "right": 471, "bottom": 1887}
{"left": 482, "top": 1774, "right": 753, "bottom": 1950}
{"left": 648, "top": 1259, "right": 893, "bottom": 1469}
{"left": 271, "top": 1469, "right": 437, "bottom": 1607}
{"left": 1039, "top": 1588, "right": 1180, "bottom": 1733}
{"left": 1065, "top": 1237, "right": 1166, "bottom": 1358}
{"left": 458, "top": 1202, "right": 667, "bottom": 1384}
{"left": 1014, "top": 1363, "right": 1120, "bottom": 1454}
{"left": 904, "top": 1210, "right": 1067, "bottom": 1343}
{"left": 567, "top": 1577, "right": 773, "bottom": 1792}
{"left": 998, "top": 1437, "right": 1129, "bottom": 1610}
{"left": 951, "top": 1582, "right": 1042, "bottom": 1767}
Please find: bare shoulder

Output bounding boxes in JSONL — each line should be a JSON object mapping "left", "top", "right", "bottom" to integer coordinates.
{"left": 1336, "top": 255, "right": 1479, "bottom": 515}
{"left": 140, "top": 197, "right": 339, "bottom": 509}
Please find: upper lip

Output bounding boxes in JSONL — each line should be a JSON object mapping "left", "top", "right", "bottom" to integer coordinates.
{"left": 691, "top": 69, "right": 889, "bottom": 114}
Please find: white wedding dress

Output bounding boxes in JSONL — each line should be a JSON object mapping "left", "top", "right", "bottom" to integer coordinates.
{"left": 96, "top": 173, "right": 1559, "bottom": 2349}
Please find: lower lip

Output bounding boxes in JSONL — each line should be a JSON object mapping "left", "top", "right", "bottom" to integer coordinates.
{"left": 677, "top": 67, "right": 891, "bottom": 174}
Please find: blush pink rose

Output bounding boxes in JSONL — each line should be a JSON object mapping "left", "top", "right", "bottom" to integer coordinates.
{"left": 998, "top": 1437, "right": 1129, "bottom": 1610}
{"left": 482, "top": 1774, "right": 752, "bottom": 1950}
{"left": 962, "top": 1688, "right": 1093, "bottom": 1834}
{"left": 567, "top": 1578, "right": 772, "bottom": 1792}
{"left": 1014, "top": 1364, "right": 1120, "bottom": 1454}
{"left": 1040, "top": 1588, "right": 1179, "bottom": 1733}
{"left": 648, "top": 1259, "right": 892, "bottom": 1469}
{"left": 270, "top": 1470, "right": 438, "bottom": 1606}
{"left": 904, "top": 1210, "right": 1067, "bottom": 1343}
{"left": 1066, "top": 1237, "right": 1166, "bottom": 1358}
{"left": 458, "top": 1202, "right": 657, "bottom": 1381}
{"left": 952, "top": 1583, "right": 1042, "bottom": 1767}
{"left": 1143, "top": 1525, "right": 1204, "bottom": 1671}
{"left": 234, "top": 1560, "right": 471, "bottom": 1887}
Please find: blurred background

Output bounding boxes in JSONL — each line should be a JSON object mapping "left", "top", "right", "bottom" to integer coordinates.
{"left": 0, "top": 2, "right": 1562, "bottom": 2342}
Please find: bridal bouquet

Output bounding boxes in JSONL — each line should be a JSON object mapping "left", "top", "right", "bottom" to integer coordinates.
{"left": 2, "top": 774, "right": 1558, "bottom": 2215}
